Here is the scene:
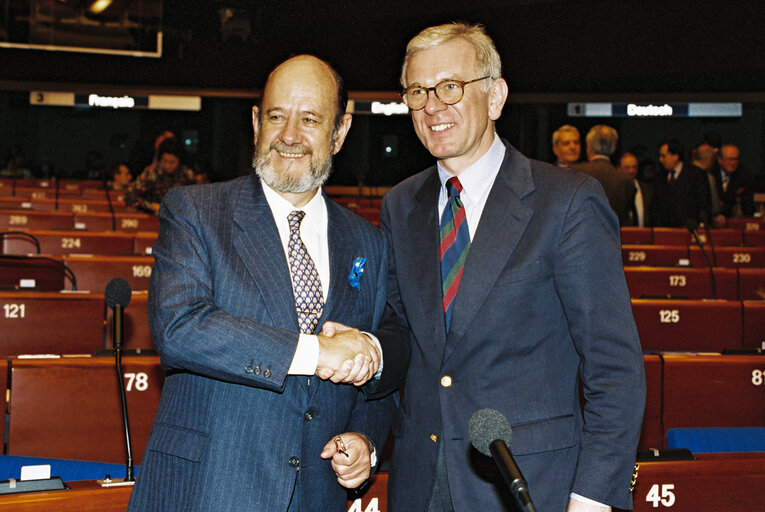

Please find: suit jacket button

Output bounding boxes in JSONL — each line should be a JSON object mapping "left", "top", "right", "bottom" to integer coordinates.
{"left": 304, "top": 411, "right": 314, "bottom": 421}
{"left": 289, "top": 456, "right": 300, "bottom": 468}
{"left": 244, "top": 366, "right": 253, "bottom": 374}
{"left": 440, "top": 375, "right": 452, "bottom": 387}
{"left": 253, "top": 366, "right": 262, "bottom": 375}
{"left": 264, "top": 369, "right": 272, "bottom": 378}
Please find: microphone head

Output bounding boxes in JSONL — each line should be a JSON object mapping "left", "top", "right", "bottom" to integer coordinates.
{"left": 469, "top": 408, "right": 513, "bottom": 456}
{"left": 685, "top": 218, "right": 699, "bottom": 232}
{"left": 105, "top": 277, "right": 132, "bottom": 308}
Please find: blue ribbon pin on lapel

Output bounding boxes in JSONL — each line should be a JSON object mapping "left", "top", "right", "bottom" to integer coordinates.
{"left": 348, "top": 257, "right": 366, "bottom": 291}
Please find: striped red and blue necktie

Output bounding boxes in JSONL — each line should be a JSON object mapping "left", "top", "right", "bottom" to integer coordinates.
{"left": 440, "top": 176, "right": 471, "bottom": 332}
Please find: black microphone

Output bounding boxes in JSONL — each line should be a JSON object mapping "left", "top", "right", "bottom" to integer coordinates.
{"left": 101, "top": 172, "right": 117, "bottom": 231}
{"left": 104, "top": 277, "right": 135, "bottom": 484}
{"left": 469, "top": 409, "right": 537, "bottom": 512}
{"left": 685, "top": 219, "right": 717, "bottom": 299}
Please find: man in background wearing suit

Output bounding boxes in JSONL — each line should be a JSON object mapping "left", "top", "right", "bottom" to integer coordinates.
{"left": 714, "top": 144, "right": 755, "bottom": 219}
{"left": 128, "top": 55, "right": 398, "bottom": 512}
{"left": 377, "top": 23, "right": 645, "bottom": 512}
{"left": 618, "top": 151, "right": 653, "bottom": 227}
{"left": 571, "top": 125, "right": 635, "bottom": 225}
{"left": 551, "top": 124, "right": 582, "bottom": 167}
{"left": 652, "top": 139, "right": 711, "bottom": 227}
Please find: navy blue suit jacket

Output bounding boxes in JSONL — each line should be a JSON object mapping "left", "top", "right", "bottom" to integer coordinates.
{"left": 128, "top": 175, "right": 396, "bottom": 512}
{"left": 378, "top": 141, "right": 645, "bottom": 511}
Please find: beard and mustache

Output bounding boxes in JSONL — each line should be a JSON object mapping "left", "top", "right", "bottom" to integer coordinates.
{"left": 252, "top": 136, "right": 334, "bottom": 194}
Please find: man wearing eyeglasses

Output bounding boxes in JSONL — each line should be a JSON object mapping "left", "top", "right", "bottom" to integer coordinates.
{"left": 372, "top": 22, "right": 645, "bottom": 512}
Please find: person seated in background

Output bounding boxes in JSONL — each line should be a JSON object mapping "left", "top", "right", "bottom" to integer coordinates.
{"left": 124, "top": 139, "right": 196, "bottom": 213}
{"left": 714, "top": 144, "right": 755, "bottom": 219}
{"left": 551, "top": 124, "right": 581, "bottom": 167}
{"left": 108, "top": 163, "right": 133, "bottom": 191}
{"left": 618, "top": 151, "right": 653, "bottom": 227}
{"left": 652, "top": 139, "right": 711, "bottom": 227}
{"left": 571, "top": 125, "right": 635, "bottom": 225}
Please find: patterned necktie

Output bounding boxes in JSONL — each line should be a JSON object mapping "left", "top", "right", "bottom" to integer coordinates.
{"left": 287, "top": 211, "right": 324, "bottom": 334}
{"left": 440, "top": 177, "right": 471, "bottom": 332}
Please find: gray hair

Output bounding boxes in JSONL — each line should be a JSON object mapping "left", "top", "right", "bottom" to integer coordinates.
{"left": 552, "top": 125, "right": 580, "bottom": 146}
{"left": 586, "top": 125, "right": 619, "bottom": 156}
{"left": 401, "top": 22, "right": 502, "bottom": 90}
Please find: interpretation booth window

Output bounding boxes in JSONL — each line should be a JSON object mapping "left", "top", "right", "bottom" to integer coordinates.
{"left": 0, "top": 0, "right": 163, "bottom": 57}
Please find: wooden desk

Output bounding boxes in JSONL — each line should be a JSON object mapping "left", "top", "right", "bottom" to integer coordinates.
{"left": 64, "top": 255, "right": 153, "bottom": 293}
{"left": 624, "top": 267, "right": 738, "bottom": 300}
{"left": 631, "top": 299, "right": 743, "bottom": 352}
{"left": 630, "top": 453, "right": 765, "bottom": 512}
{"left": 7, "top": 356, "right": 164, "bottom": 464}
{"left": 2, "top": 230, "right": 136, "bottom": 256}
{"left": 0, "top": 291, "right": 104, "bottom": 356}
{"left": 0, "top": 480, "right": 132, "bottom": 511}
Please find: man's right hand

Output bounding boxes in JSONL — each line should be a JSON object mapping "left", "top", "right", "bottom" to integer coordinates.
{"left": 316, "top": 322, "right": 380, "bottom": 386}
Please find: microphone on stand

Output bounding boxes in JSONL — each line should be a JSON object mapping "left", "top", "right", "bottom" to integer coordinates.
{"left": 469, "top": 409, "right": 537, "bottom": 512}
{"left": 101, "top": 277, "right": 136, "bottom": 486}
{"left": 685, "top": 218, "right": 717, "bottom": 299}
{"left": 101, "top": 171, "right": 117, "bottom": 231}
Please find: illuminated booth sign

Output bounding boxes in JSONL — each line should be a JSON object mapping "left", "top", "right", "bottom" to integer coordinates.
{"left": 568, "top": 103, "right": 742, "bottom": 118}
{"left": 30, "top": 91, "right": 201, "bottom": 111}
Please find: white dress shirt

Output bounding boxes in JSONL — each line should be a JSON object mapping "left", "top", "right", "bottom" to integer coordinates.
{"left": 261, "top": 180, "right": 328, "bottom": 375}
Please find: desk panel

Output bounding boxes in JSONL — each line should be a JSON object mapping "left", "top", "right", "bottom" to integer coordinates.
{"left": 7, "top": 356, "right": 164, "bottom": 464}
{"left": 0, "top": 211, "right": 73, "bottom": 230}
{"left": 624, "top": 267, "right": 737, "bottom": 300}
{"left": 622, "top": 245, "right": 688, "bottom": 267}
{"left": 630, "top": 453, "right": 765, "bottom": 512}
{"left": 0, "top": 292, "right": 104, "bottom": 356}
{"left": 65, "top": 255, "right": 153, "bottom": 293}
{"left": 662, "top": 355, "right": 765, "bottom": 432}
{"left": 632, "top": 299, "right": 742, "bottom": 352}
{"left": 2, "top": 230, "right": 135, "bottom": 256}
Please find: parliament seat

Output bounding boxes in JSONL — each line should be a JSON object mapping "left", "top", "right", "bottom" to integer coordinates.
{"left": 631, "top": 299, "right": 743, "bottom": 352}
{"left": 624, "top": 267, "right": 738, "bottom": 300}
{"left": 0, "top": 210, "right": 74, "bottom": 230}
{"left": 0, "top": 255, "right": 67, "bottom": 291}
{"left": 622, "top": 245, "right": 689, "bottom": 267}
{"left": 638, "top": 355, "right": 663, "bottom": 451}
{"left": 29, "top": 198, "right": 128, "bottom": 214}
{"left": 133, "top": 232, "right": 158, "bottom": 255}
{"left": 620, "top": 227, "right": 652, "bottom": 244}
{"left": 661, "top": 354, "right": 765, "bottom": 436}
{"left": 629, "top": 452, "right": 765, "bottom": 512}
{"left": 738, "top": 268, "right": 765, "bottom": 300}
{"left": 689, "top": 245, "right": 765, "bottom": 268}
{"left": 6, "top": 356, "right": 164, "bottom": 464}
{"left": 742, "top": 300, "right": 765, "bottom": 350}
{"left": 653, "top": 227, "right": 743, "bottom": 246}
{"left": 2, "top": 229, "right": 136, "bottom": 256}
{"left": 74, "top": 212, "right": 159, "bottom": 232}
{"left": 743, "top": 230, "right": 765, "bottom": 246}
{"left": 65, "top": 255, "right": 153, "bottom": 293}
{"left": 0, "top": 291, "right": 105, "bottom": 356}
{"left": 726, "top": 218, "right": 765, "bottom": 231}
{"left": 11, "top": 187, "right": 84, "bottom": 200}
{"left": 666, "top": 427, "right": 765, "bottom": 453}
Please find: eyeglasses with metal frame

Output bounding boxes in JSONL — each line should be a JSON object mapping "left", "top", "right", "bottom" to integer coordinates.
{"left": 401, "top": 76, "right": 492, "bottom": 111}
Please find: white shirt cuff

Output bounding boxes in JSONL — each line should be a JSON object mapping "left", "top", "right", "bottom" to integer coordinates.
{"left": 570, "top": 492, "right": 608, "bottom": 508}
{"left": 361, "top": 331, "right": 383, "bottom": 380}
{"left": 288, "top": 334, "right": 319, "bottom": 375}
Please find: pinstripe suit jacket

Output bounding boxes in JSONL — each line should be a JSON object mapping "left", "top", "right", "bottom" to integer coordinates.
{"left": 127, "top": 175, "right": 396, "bottom": 512}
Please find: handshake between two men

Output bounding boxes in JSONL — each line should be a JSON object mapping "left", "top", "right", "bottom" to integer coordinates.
{"left": 313, "top": 321, "right": 382, "bottom": 489}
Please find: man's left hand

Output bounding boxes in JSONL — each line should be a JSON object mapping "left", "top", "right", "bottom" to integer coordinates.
{"left": 320, "top": 432, "right": 373, "bottom": 489}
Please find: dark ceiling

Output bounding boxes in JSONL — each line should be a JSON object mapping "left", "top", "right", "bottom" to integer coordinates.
{"left": 2, "top": 0, "right": 765, "bottom": 95}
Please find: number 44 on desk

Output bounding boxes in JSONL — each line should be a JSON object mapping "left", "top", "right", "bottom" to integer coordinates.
{"left": 348, "top": 497, "right": 380, "bottom": 512}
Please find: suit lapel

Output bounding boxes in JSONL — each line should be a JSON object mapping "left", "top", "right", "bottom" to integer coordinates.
{"left": 442, "top": 143, "right": 535, "bottom": 366}
{"left": 320, "top": 198, "right": 358, "bottom": 329}
{"left": 406, "top": 169, "right": 448, "bottom": 354}
{"left": 232, "top": 175, "right": 299, "bottom": 332}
